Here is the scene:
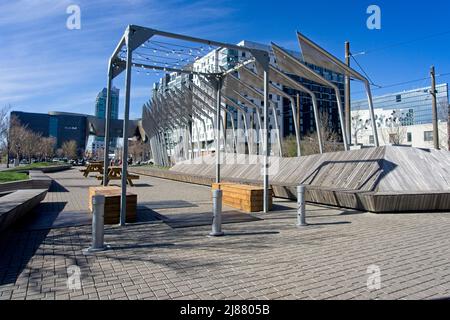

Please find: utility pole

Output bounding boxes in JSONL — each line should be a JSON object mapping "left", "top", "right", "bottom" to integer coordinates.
{"left": 296, "top": 93, "right": 300, "bottom": 136}
{"left": 344, "top": 41, "right": 352, "bottom": 145}
{"left": 430, "top": 66, "right": 440, "bottom": 150}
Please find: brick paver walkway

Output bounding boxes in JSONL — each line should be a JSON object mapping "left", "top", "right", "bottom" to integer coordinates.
{"left": 1, "top": 168, "right": 450, "bottom": 300}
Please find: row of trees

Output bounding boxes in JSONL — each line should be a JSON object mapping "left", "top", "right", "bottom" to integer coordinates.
{"left": 8, "top": 116, "right": 79, "bottom": 162}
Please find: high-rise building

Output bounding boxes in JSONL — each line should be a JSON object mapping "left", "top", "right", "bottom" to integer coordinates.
{"left": 95, "top": 87, "right": 120, "bottom": 148}
{"left": 95, "top": 87, "right": 119, "bottom": 119}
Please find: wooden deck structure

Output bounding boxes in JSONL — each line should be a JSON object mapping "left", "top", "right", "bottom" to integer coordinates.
{"left": 138, "top": 146, "right": 450, "bottom": 213}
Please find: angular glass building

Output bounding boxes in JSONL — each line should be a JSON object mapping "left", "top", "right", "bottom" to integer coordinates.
{"left": 94, "top": 87, "right": 120, "bottom": 148}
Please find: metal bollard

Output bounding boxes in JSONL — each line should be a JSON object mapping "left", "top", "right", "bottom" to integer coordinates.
{"left": 209, "top": 189, "right": 224, "bottom": 237}
{"left": 297, "top": 185, "right": 308, "bottom": 227}
{"left": 83, "top": 195, "right": 109, "bottom": 254}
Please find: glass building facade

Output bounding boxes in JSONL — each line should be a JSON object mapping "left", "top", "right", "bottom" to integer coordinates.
{"left": 95, "top": 87, "right": 119, "bottom": 119}
{"left": 11, "top": 111, "right": 87, "bottom": 152}
{"left": 95, "top": 87, "right": 120, "bottom": 148}
{"left": 352, "top": 83, "right": 449, "bottom": 125}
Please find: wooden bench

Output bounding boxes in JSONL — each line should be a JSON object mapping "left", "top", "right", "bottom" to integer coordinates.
{"left": 212, "top": 183, "right": 273, "bottom": 213}
{"left": 88, "top": 186, "right": 137, "bottom": 224}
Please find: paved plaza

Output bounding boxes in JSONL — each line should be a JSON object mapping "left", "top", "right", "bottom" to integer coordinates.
{"left": 1, "top": 168, "right": 450, "bottom": 300}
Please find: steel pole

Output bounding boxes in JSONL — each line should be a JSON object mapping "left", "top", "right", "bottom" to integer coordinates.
{"left": 365, "top": 81, "right": 380, "bottom": 147}
{"left": 120, "top": 34, "right": 132, "bottom": 227}
{"left": 289, "top": 97, "right": 301, "bottom": 157}
{"left": 215, "top": 77, "right": 222, "bottom": 184}
{"left": 103, "top": 63, "right": 113, "bottom": 186}
{"left": 332, "top": 85, "right": 349, "bottom": 151}
{"left": 297, "top": 185, "right": 308, "bottom": 227}
{"left": 92, "top": 195, "right": 105, "bottom": 248}
{"left": 345, "top": 41, "right": 352, "bottom": 145}
{"left": 263, "top": 69, "right": 270, "bottom": 213}
{"left": 83, "top": 195, "right": 109, "bottom": 254}
{"left": 431, "top": 66, "right": 440, "bottom": 150}
{"left": 209, "top": 189, "right": 224, "bottom": 237}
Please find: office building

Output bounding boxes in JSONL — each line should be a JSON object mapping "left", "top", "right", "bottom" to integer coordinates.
{"left": 95, "top": 87, "right": 120, "bottom": 149}
{"left": 10, "top": 111, "right": 144, "bottom": 155}
{"left": 351, "top": 84, "right": 449, "bottom": 150}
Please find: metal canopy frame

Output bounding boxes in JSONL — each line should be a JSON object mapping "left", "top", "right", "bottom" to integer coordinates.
{"left": 272, "top": 43, "right": 349, "bottom": 151}
{"left": 296, "top": 32, "right": 379, "bottom": 147}
{"left": 104, "top": 25, "right": 272, "bottom": 227}
{"left": 225, "top": 73, "right": 283, "bottom": 156}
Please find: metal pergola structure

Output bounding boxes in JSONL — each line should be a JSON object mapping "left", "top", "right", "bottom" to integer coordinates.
{"left": 104, "top": 25, "right": 380, "bottom": 228}
{"left": 104, "top": 25, "right": 272, "bottom": 227}
{"left": 296, "top": 32, "right": 380, "bottom": 147}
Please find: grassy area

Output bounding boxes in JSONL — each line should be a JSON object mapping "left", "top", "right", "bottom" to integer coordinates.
{"left": 0, "top": 171, "right": 29, "bottom": 183}
{"left": 6, "top": 162, "right": 64, "bottom": 172}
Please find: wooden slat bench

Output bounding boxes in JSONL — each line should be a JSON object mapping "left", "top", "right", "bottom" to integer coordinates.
{"left": 212, "top": 183, "right": 273, "bottom": 213}
{"left": 88, "top": 186, "right": 137, "bottom": 224}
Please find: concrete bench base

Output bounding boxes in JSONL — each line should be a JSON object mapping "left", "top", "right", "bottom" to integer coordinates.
{"left": 0, "top": 189, "right": 48, "bottom": 233}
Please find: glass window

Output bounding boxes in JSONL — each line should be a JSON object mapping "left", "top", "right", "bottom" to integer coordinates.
{"left": 49, "top": 117, "right": 58, "bottom": 138}
{"left": 424, "top": 131, "right": 433, "bottom": 142}
{"left": 396, "top": 95, "right": 402, "bottom": 103}
{"left": 407, "top": 132, "right": 412, "bottom": 143}
{"left": 369, "top": 135, "right": 374, "bottom": 144}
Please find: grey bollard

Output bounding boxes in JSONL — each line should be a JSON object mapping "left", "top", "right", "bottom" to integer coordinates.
{"left": 209, "top": 189, "right": 224, "bottom": 237}
{"left": 297, "top": 185, "right": 308, "bottom": 227}
{"left": 83, "top": 195, "right": 109, "bottom": 254}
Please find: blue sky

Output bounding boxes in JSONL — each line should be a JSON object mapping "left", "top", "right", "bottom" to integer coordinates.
{"left": 2, "top": 0, "right": 450, "bottom": 119}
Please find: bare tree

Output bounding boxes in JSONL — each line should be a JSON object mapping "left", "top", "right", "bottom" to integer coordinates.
{"left": 0, "top": 105, "right": 11, "bottom": 161}
{"left": 41, "top": 137, "right": 56, "bottom": 161}
{"left": 301, "top": 111, "right": 344, "bottom": 156}
{"left": 351, "top": 110, "right": 370, "bottom": 145}
{"left": 378, "top": 110, "right": 407, "bottom": 146}
{"left": 9, "top": 116, "right": 28, "bottom": 164}
{"left": 129, "top": 140, "right": 146, "bottom": 163}
{"left": 61, "top": 140, "right": 78, "bottom": 160}
{"left": 56, "top": 148, "right": 64, "bottom": 158}
{"left": 21, "top": 130, "right": 42, "bottom": 163}
{"left": 437, "top": 98, "right": 449, "bottom": 150}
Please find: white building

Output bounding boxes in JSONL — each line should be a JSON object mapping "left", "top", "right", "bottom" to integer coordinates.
{"left": 351, "top": 84, "right": 449, "bottom": 150}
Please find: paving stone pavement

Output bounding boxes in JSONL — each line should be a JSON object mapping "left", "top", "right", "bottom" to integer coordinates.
{"left": 1, "top": 168, "right": 450, "bottom": 300}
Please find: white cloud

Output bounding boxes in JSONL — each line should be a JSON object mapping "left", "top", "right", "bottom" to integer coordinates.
{"left": 2, "top": 0, "right": 243, "bottom": 116}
